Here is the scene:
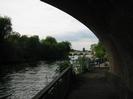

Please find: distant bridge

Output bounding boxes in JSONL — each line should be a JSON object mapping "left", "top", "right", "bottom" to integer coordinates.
{"left": 69, "top": 51, "right": 92, "bottom": 56}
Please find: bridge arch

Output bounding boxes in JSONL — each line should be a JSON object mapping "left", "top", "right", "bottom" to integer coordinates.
{"left": 41, "top": 0, "right": 133, "bottom": 91}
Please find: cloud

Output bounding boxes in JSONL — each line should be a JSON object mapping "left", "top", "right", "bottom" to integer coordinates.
{"left": 0, "top": 0, "right": 99, "bottom": 50}
{"left": 52, "top": 30, "right": 99, "bottom": 50}
{"left": 52, "top": 30, "right": 98, "bottom": 42}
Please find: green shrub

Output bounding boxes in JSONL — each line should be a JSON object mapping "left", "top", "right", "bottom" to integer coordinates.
{"left": 57, "top": 61, "right": 70, "bottom": 72}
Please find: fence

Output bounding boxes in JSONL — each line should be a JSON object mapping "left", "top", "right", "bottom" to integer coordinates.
{"left": 32, "top": 66, "right": 75, "bottom": 99}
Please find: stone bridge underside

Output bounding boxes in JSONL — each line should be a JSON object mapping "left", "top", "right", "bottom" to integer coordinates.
{"left": 41, "top": 0, "right": 133, "bottom": 91}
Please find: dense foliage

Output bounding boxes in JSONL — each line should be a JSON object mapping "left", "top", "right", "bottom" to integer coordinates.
{"left": 0, "top": 16, "right": 12, "bottom": 41}
{"left": 0, "top": 16, "right": 71, "bottom": 63}
{"left": 90, "top": 42, "right": 106, "bottom": 59}
{"left": 57, "top": 61, "right": 70, "bottom": 72}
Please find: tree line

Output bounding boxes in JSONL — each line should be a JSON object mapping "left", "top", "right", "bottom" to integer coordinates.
{"left": 0, "top": 16, "right": 71, "bottom": 64}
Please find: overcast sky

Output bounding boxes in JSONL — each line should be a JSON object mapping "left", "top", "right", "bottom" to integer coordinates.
{"left": 0, "top": 0, "right": 98, "bottom": 50}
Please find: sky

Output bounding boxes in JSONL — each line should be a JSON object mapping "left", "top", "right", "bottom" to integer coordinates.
{"left": 0, "top": 0, "right": 98, "bottom": 50}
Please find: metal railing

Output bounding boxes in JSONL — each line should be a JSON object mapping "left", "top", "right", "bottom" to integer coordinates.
{"left": 32, "top": 66, "right": 75, "bottom": 99}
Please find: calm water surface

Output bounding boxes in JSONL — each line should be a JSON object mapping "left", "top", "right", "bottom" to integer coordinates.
{"left": 0, "top": 61, "right": 59, "bottom": 99}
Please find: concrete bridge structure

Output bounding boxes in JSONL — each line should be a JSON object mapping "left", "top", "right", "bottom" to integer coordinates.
{"left": 40, "top": 0, "right": 133, "bottom": 91}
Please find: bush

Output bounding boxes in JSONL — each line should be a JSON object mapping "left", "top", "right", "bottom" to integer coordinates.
{"left": 57, "top": 61, "right": 70, "bottom": 72}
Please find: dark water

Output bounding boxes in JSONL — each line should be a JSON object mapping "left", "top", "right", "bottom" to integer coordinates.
{"left": 0, "top": 61, "right": 59, "bottom": 99}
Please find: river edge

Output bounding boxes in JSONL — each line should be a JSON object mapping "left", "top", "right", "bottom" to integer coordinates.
{"left": 0, "top": 61, "right": 60, "bottom": 99}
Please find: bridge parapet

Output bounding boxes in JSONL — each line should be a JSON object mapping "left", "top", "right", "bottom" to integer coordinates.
{"left": 32, "top": 66, "right": 75, "bottom": 99}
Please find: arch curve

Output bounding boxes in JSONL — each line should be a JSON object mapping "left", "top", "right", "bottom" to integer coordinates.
{"left": 41, "top": 0, "right": 133, "bottom": 91}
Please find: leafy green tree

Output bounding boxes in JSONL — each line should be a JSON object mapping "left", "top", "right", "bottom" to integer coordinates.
{"left": 19, "top": 35, "right": 29, "bottom": 47}
{"left": 7, "top": 32, "right": 21, "bottom": 44}
{"left": 0, "top": 16, "right": 12, "bottom": 63}
{"left": 41, "top": 36, "right": 57, "bottom": 60}
{"left": 41, "top": 37, "right": 71, "bottom": 60}
{"left": 57, "top": 41, "right": 71, "bottom": 59}
{"left": 6, "top": 32, "right": 21, "bottom": 61}
{"left": 0, "top": 16, "right": 12, "bottom": 41}
{"left": 27, "top": 35, "right": 41, "bottom": 60}
{"left": 44, "top": 36, "right": 57, "bottom": 45}
{"left": 18, "top": 35, "right": 30, "bottom": 60}
{"left": 90, "top": 42, "right": 106, "bottom": 58}
{"left": 57, "top": 61, "right": 70, "bottom": 72}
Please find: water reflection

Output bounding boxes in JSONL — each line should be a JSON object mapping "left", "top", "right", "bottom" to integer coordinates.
{"left": 0, "top": 61, "right": 59, "bottom": 99}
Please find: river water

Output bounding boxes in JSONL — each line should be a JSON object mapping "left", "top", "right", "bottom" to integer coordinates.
{"left": 0, "top": 61, "right": 59, "bottom": 99}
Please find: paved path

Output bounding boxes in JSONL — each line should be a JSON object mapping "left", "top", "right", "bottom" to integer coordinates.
{"left": 67, "top": 71, "right": 131, "bottom": 99}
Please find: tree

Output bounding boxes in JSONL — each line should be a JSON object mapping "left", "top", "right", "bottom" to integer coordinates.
{"left": 90, "top": 42, "right": 106, "bottom": 59}
{"left": 41, "top": 37, "right": 71, "bottom": 60}
{"left": 0, "top": 16, "right": 12, "bottom": 63}
{"left": 27, "top": 35, "right": 41, "bottom": 60}
{"left": 0, "top": 16, "right": 12, "bottom": 41}
{"left": 6, "top": 32, "right": 21, "bottom": 61}
{"left": 41, "top": 36, "right": 57, "bottom": 60}
{"left": 7, "top": 32, "right": 21, "bottom": 44}
{"left": 57, "top": 41, "right": 71, "bottom": 59}
{"left": 44, "top": 36, "right": 57, "bottom": 45}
